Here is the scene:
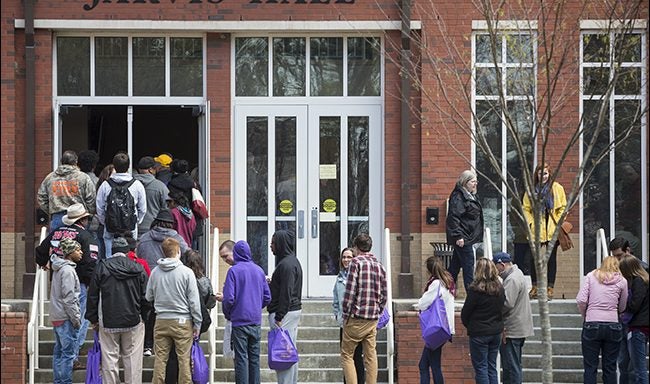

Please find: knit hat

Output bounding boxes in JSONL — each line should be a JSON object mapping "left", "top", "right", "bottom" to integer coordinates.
{"left": 112, "top": 237, "right": 130, "bottom": 254}
{"left": 154, "top": 153, "right": 173, "bottom": 167}
{"left": 59, "top": 238, "right": 81, "bottom": 257}
{"left": 155, "top": 209, "right": 175, "bottom": 224}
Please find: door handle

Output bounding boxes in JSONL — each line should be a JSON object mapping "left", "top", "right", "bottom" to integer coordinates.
{"left": 298, "top": 210, "right": 304, "bottom": 239}
{"left": 311, "top": 208, "right": 318, "bottom": 238}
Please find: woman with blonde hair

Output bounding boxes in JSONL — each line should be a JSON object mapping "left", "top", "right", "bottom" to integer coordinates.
{"left": 461, "top": 258, "right": 504, "bottom": 384}
{"left": 618, "top": 256, "right": 649, "bottom": 384}
{"left": 576, "top": 256, "right": 628, "bottom": 384}
{"left": 523, "top": 163, "right": 566, "bottom": 300}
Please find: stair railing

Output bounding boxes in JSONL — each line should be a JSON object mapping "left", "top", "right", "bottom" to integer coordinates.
{"left": 596, "top": 228, "right": 608, "bottom": 268}
{"left": 482, "top": 227, "right": 493, "bottom": 260}
{"left": 208, "top": 226, "right": 220, "bottom": 384}
{"left": 383, "top": 227, "right": 395, "bottom": 384}
{"left": 27, "top": 226, "right": 48, "bottom": 384}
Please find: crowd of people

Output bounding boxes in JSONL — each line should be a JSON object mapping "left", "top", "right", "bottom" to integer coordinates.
{"left": 36, "top": 151, "right": 648, "bottom": 384}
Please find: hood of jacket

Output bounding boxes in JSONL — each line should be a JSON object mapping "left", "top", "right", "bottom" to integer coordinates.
{"left": 233, "top": 240, "right": 253, "bottom": 263}
{"left": 599, "top": 271, "right": 625, "bottom": 285}
{"left": 150, "top": 226, "right": 180, "bottom": 242}
{"left": 133, "top": 172, "right": 155, "bottom": 187}
{"left": 50, "top": 254, "right": 77, "bottom": 271}
{"left": 272, "top": 229, "right": 295, "bottom": 262}
{"left": 55, "top": 164, "right": 80, "bottom": 177}
{"left": 157, "top": 257, "right": 182, "bottom": 271}
{"left": 109, "top": 172, "right": 135, "bottom": 183}
{"left": 106, "top": 253, "right": 145, "bottom": 280}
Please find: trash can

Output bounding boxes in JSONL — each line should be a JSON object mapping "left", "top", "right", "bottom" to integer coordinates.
{"left": 430, "top": 242, "right": 454, "bottom": 270}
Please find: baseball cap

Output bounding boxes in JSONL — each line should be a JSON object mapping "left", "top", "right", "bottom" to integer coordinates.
{"left": 154, "top": 153, "right": 173, "bottom": 167}
{"left": 492, "top": 252, "right": 512, "bottom": 264}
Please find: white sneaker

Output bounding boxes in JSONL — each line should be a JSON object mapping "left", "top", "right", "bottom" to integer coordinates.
{"left": 143, "top": 348, "right": 153, "bottom": 357}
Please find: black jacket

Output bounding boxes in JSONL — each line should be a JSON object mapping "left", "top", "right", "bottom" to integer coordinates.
{"left": 627, "top": 276, "right": 649, "bottom": 328}
{"left": 461, "top": 286, "right": 505, "bottom": 337}
{"left": 85, "top": 254, "right": 150, "bottom": 329}
{"left": 268, "top": 230, "right": 303, "bottom": 322}
{"left": 446, "top": 184, "right": 484, "bottom": 246}
{"left": 35, "top": 223, "right": 98, "bottom": 285}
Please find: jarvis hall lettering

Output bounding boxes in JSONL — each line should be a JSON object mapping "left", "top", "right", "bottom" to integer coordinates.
{"left": 84, "top": 0, "right": 354, "bottom": 11}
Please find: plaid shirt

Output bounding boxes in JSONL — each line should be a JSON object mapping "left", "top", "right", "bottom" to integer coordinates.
{"left": 342, "top": 253, "right": 387, "bottom": 320}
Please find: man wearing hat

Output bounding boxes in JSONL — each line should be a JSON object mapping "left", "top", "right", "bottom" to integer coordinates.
{"left": 135, "top": 208, "right": 190, "bottom": 356}
{"left": 133, "top": 156, "right": 169, "bottom": 237}
{"left": 86, "top": 236, "right": 150, "bottom": 384}
{"left": 492, "top": 252, "right": 534, "bottom": 384}
{"left": 36, "top": 202, "right": 99, "bottom": 369}
{"left": 153, "top": 153, "right": 173, "bottom": 185}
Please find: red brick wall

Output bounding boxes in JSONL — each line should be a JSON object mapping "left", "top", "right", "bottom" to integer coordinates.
{"left": 396, "top": 309, "right": 475, "bottom": 383}
{"left": 1, "top": 312, "right": 28, "bottom": 383}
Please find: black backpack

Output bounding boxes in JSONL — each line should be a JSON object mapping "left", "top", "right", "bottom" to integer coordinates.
{"left": 105, "top": 179, "right": 137, "bottom": 234}
{"left": 200, "top": 293, "right": 216, "bottom": 334}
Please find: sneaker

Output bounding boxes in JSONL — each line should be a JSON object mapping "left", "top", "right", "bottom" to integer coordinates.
{"left": 529, "top": 286, "right": 538, "bottom": 300}
{"left": 143, "top": 348, "right": 153, "bottom": 357}
{"left": 547, "top": 287, "right": 554, "bottom": 300}
{"left": 72, "top": 360, "right": 85, "bottom": 370}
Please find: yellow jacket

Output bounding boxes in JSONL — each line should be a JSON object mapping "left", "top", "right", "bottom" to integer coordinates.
{"left": 523, "top": 181, "right": 566, "bottom": 243}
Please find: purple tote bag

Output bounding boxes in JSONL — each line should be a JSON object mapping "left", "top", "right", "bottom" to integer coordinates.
{"left": 268, "top": 327, "right": 299, "bottom": 370}
{"left": 377, "top": 307, "right": 390, "bottom": 329}
{"left": 419, "top": 283, "right": 452, "bottom": 350}
{"left": 85, "top": 331, "right": 102, "bottom": 384}
{"left": 191, "top": 339, "right": 209, "bottom": 384}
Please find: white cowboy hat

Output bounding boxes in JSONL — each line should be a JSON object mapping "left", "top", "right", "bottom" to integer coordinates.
{"left": 62, "top": 203, "right": 91, "bottom": 226}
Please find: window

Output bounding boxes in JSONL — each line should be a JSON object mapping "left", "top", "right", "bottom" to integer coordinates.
{"left": 55, "top": 35, "right": 204, "bottom": 98}
{"left": 234, "top": 36, "right": 381, "bottom": 97}
{"left": 581, "top": 31, "right": 646, "bottom": 270}
{"left": 473, "top": 32, "right": 536, "bottom": 252}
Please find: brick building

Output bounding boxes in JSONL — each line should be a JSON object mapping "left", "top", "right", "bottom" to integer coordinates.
{"left": 1, "top": 0, "right": 647, "bottom": 299}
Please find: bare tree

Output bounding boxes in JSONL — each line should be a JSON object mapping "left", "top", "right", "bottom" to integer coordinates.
{"left": 379, "top": 0, "right": 647, "bottom": 382}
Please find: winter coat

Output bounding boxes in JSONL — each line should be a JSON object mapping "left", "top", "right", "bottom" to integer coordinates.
{"left": 523, "top": 181, "right": 566, "bottom": 243}
{"left": 136, "top": 227, "right": 190, "bottom": 272}
{"left": 132, "top": 173, "right": 169, "bottom": 235}
{"left": 576, "top": 270, "right": 628, "bottom": 323}
{"left": 86, "top": 253, "right": 150, "bottom": 329}
{"left": 146, "top": 257, "right": 202, "bottom": 331}
{"left": 268, "top": 230, "right": 303, "bottom": 322}
{"left": 49, "top": 255, "right": 81, "bottom": 328}
{"left": 626, "top": 276, "right": 649, "bottom": 328}
{"left": 222, "top": 241, "right": 271, "bottom": 327}
{"left": 461, "top": 285, "right": 505, "bottom": 337}
{"left": 500, "top": 265, "right": 534, "bottom": 338}
{"left": 38, "top": 164, "right": 96, "bottom": 215}
{"left": 446, "top": 183, "right": 484, "bottom": 246}
{"left": 171, "top": 206, "right": 196, "bottom": 247}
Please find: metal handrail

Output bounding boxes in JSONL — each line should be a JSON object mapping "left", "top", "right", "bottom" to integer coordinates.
{"left": 208, "top": 226, "right": 220, "bottom": 384}
{"left": 482, "top": 227, "right": 493, "bottom": 260}
{"left": 383, "top": 228, "right": 394, "bottom": 384}
{"left": 596, "top": 228, "right": 608, "bottom": 268}
{"left": 27, "top": 226, "right": 48, "bottom": 384}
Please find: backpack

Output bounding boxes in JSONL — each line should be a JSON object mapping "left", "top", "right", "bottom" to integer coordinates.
{"left": 200, "top": 293, "right": 216, "bottom": 334}
{"left": 105, "top": 179, "right": 137, "bottom": 234}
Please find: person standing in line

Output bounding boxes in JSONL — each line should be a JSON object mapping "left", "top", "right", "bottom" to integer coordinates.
{"left": 523, "top": 163, "right": 566, "bottom": 300}
{"left": 222, "top": 240, "right": 271, "bottom": 384}
{"left": 49, "top": 238, "right": 83, "bottom": 384}
{"left": 341, "top": 233, "right": 387, "bottom": 384}
{"left": 267, "top": 230, "right": 303, "bottom": 384}
{"left": 461, "top": 258, "right": 505, "bottom": 384}
{"left": 333, "top": 248, "right": 365, "bottom": 384}
{"left": 94, "top": 164, "right": 115, "bottom": 259}
{"left": 416, "top": 256, "right": 456, "bottom": 384}
{"left": 146, "top": 238, "right": 202, "bottom": 384}
{"left": 85, "top": 237, "right": 150, "bottom": 384}
{"left": 492, "top": 252, "right": 534, "bottom": 384}
{"left": 618, "top": 256, "right": 648, "bottom": 384}
{"left": 167, "top": 191, "right": 196, "bottom": 248}
{"left": 216, "top": 240, "right": 236, "bottom": 360}
{"left": 133, "top": 156, "right": 169, "bottom": 238}
{"left": 78, "top": 149, "right": 100, "bottom": 186}
{"left": 576, "top": 256, "right": 628, "bottom": 384}
{"left": 446, "top": 169, "right": 484, "bottom": 293}
{"left": 38, "top": 150, "right": 97, "bottom": 232}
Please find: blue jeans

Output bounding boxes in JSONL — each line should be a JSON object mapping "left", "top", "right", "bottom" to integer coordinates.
{"left": 76, "top": 283, "right": 89, "bottom": 359}
{"left": 581, "top": 322, "right": 622, "bottom": 384}
{"left": 419, "top": 345, "right": 444, "bottom": 384}
{"left": 627, "top": 330, "right": 649, "bottom": 384}
{"left": 269, "top": 310, "right": 301, "bottom": 384}
{"left": 469, "top": 334, "right": 501, "bottom": 384}
{"left": 53, "top": 320, "right": 78, "bottom": 384}
{"left": 232, "top": 324, "right": 262, "bottom": 384}
{"left": 448, "top": 244, "right": 475, "bottom": 292}
{"left": 500, "top": 337, "right": 525, "bottom": 384}
{"left": 618, "top": 325, "right": 631, "bottom": 384}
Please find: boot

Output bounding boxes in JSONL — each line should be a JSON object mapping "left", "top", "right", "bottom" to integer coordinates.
{"left": 547, "top": 287, "right": 554, "bottom": 300}
{"left": 529, "top": 285, "right": 538, "bottom": 300}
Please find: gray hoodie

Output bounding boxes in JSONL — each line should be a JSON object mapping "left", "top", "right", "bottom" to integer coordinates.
{"left": 145, "top": 257, "right": 202, "bottom": 330}
{"left": 49, "top": 255, "right": 81, "bottom": 328}
{"left": 136, "top": 227, "right": 190, "bottom": 271}
{"left": 132, "top": 173, "right": 169, "bottom": 235}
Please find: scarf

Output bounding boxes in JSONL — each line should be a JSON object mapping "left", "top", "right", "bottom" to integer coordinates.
{"left": 536, "top": 182, "right": 554, "bottom": 214}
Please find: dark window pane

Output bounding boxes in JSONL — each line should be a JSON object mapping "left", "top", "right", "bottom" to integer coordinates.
{"left": 310, "top": 37, "right": 343, "bottom": 96}
{"left": 273, "top": 38, "right": 306, "bottom": 97}
{"left": 171, "top": 38, "right": 203, "bottom": 96}
{"left": 583, "top": 67, "right": 610, "bottom": 95}
{"left": 506, "top": 67, "right": 534, "bottom": 96}
{"left": 95, "top": 37, "right": 127, "bottom": 96}
{"left": 275, "top": 117, "right": 297, "bottom": 216}
{"left": 348, "top": 117, "right": 369, "bottom": 216}
{"left": 476, "top": 67, "right": 499, "bottom": 96}
{"left": 247, "top": 116, "right": 268, "bottom": 216}
{"left": 133, "top": 37, "right": 165, "bottom": 96}
{"left": 476, "top": 34, "right": 502, "bottom": 63}
{"left": 615, "top": 33, "right": 641, "bottom": 62}
{"left": 614, "top": 67, "right": 641, "bottom": 95}
{"left": 236, "top": 37, "right": 268, "bottom": 96}
{"left": 247, "top": 221, "right": 268, "bottom": 274}
{"left": 347, "top": 37, "right": 380, "bottom": 96}
{"left": 506, "top": 34, "right": 533, "bottom": 63}
{"left": 57, "top": 37, "right": 90, "bottom": 96}
{"left": 583, "top": 34, "right": 609, "bottom": 63}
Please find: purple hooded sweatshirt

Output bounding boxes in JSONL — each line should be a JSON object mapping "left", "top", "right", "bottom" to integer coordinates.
{"left": 576, "top": 270, "right": 628, "bottom": 323}
{"left": 222, "top": 240, "right": 271, "bottom": 327}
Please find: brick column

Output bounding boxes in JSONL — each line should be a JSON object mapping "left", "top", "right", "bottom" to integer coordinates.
{"left": 1, "top": 311, "right": 28, "bottom": 383}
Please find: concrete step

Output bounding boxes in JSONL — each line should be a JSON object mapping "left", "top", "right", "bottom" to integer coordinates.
{"left": 526, "top": 327, "right": 582, "bottom": 342}
{"left": 523, "top": 368, "right": 584, "bottom": 383}
{"left": 522, "top": 340, "right": 582, "bottom": 355}
{"left": 532, "top": 313, "right": 582, "bottom": 328}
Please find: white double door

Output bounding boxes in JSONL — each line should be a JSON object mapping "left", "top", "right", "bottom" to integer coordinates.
{"left": 234, "top": 104, "right": 382, "bottom": 297}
